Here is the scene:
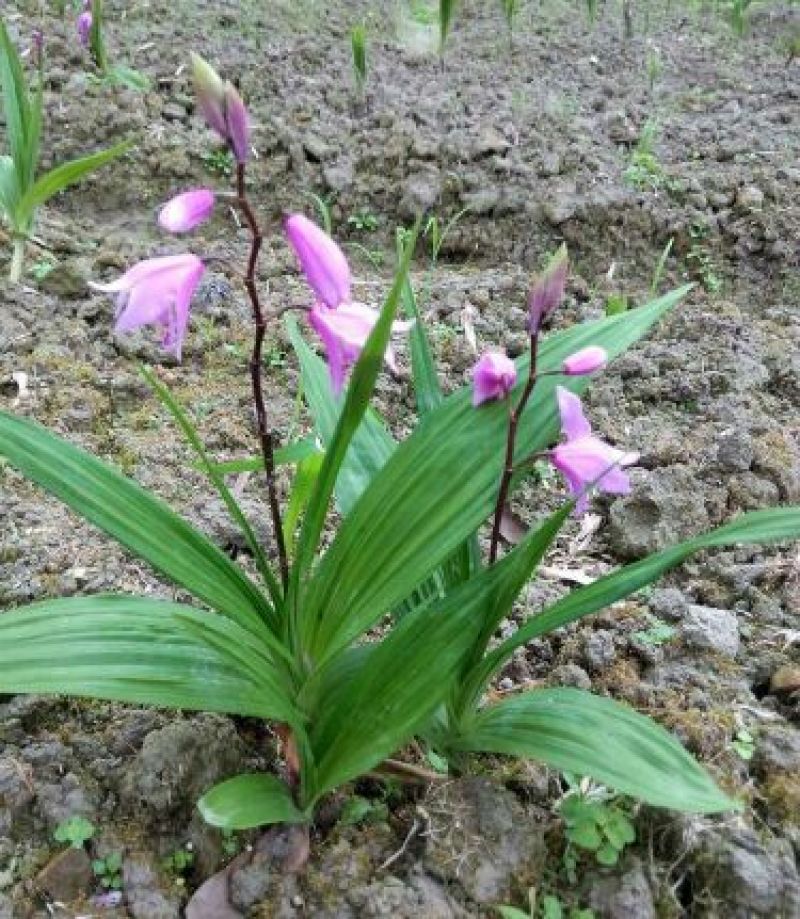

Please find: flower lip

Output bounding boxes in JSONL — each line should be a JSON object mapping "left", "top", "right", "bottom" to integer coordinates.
{"left": 158, "top": 189, "right": 216, "bottom": 234}
{"left": 285, "top": 214, "right": 351, "bottom": 309}
{"left": 472, "top": 351, "right": 517, "bottom": 407}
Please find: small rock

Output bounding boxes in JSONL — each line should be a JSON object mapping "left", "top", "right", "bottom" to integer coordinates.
{"left": 123, "top": 851, "right": 181, "bottom": 919}
{"left": 552, "top": 663, "right": 592, "bottom": 690}
{"left": 581, "top": 630, "right": 617, "bottom": 672}
{"left": 583, "top": 858, "right": 656, "bottom": 919}
{"left": 0, "top": 758, "right": 34, "bottom": 835}
{"left": 39, "top": 262, "right": 88, "bottom": 299}
{"left": 753, "top": 725, "right": 800, "bottom": 773}
{"left": 771, "top": 664, "right": 800, "bottom": 696}
{"left": 35, "top": 846, "right": 93, "bottom": 903}
{"left": 716, "top": 431, "right": 754, "bottom": 472}
{"left": 680, "top": 604, "right": 740, "bottom": 658}
{"left": 736, "top": 185, "right": 764, "bottom": 210}
{"left": 472, "top": 127, "right": 510, "bottom": 158}
{"left": 648, "top": 588, "right": 688, "bottom": 621}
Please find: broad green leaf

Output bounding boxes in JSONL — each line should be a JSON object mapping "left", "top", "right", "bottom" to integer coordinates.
{"left": 449, "top": 688, "right": 737, "bottom": 813}
{"left": 0, "top": 596, "right": 297, "bottom": 723}
{"left": 140, "top": 366, "right": 283, "bottom": 617}
{"left": 16, "top": 139, "right": 134, "bottom": 226}
{"left": 305, "top": 517, "right": 561, "bottom": 802}
{"left": 0, "top": 411, "right": 273, "bottom": 636}
{"left": 290, "top": 219, "right": 421, "bottom": 648}
{"left": 206, "top": 436, "right": 321, "bottom": 475}
{"left": 288, "top": 317, "right": 395, "bottom": 516}
{"left": 198, "top": 774, "right": 305, "bottom": 829}
{"left": 467, "top": 506, "right": 800, "bottom": 701}
{"left": 303, "top": 287, "right": 690, "bottom": 663}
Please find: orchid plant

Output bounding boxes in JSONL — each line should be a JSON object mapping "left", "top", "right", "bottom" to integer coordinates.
{"left": 0, "top": 18, "right": 131, "bottom": 281}
{"left": 1, "top": 53, "right": 799, "bottom": 849}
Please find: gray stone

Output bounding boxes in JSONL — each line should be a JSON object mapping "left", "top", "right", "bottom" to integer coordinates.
{"left": 583, "top": 858, "right": 656, "bottom": 919}
{"left": 609, "top": 467, "right": 711, "bottom": 560}
{"left": 120, "top": 715, "right": 244, "bottom": 825}
{"left": 123, "top": 851, "right": 181, "bottom": 919}
{"left": 399, "top": 170, "right": 442, "bottom": 219}
{"left": 424, "top": 778, "right": 545, "bottom": 904}
{"left": 581, "top": 629, "right": 617, "bottom": 672}
{"left": 753, "top": 725, "right": 800, "bottom": 773}
{"left": 0, "top": 757, "right": 34, "bottom": 836}
{"left": 348, "top": 869, "right": 464, "bottom": 918}
{"left": 35, "top": 846, "right": 93, "bottom": 903}
{"left": 552, "top": 663, "right": 592, "bottom": 690}
{"left": 649, "top": 588, "right": 688, "bottom": 621}
{"left": 736, "top": 185, "right": 765, "bottom": 209}
{"left": 472, "top": 126, "right": 510, "bottom": 158}
{"left": 680, "top": 604, "right": 740, "bottom": 658}
{"left": 716, "top": 431, "right": 754, "bottom": 472}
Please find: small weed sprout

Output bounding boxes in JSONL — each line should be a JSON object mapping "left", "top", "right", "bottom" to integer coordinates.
{"left": 307, "top": 191, "right": 334, "bottom": 235}
{"left": 92, "top": 852, "right": 123, "bottom": 890}
{"left": 53, "top": 816, "right": 96, "bottom": 849}
{"left": 730, "top": 727, "right": 756, "bottom": 761}
{"left": 347, "top": 209, "right": 379, "bottom": 233}
{"left": 686, "top": 221, "right": 723, "bottom": 293}
{"left": 645, "top": 44, "right": 663, "bottom": 94}
{"left": 350, "top": 22, "right": 367, "bottom": 91}
{"left": 200, "top": 148, "right": 235, "bottom": 177}
{"left": 729, "top": 0, "right": 753, "bottom": 37}
{"left": 634, "top": 615, "right": 677, "bottom": 647}
{"left": 499, "top": 0, "right": 522, "bottom": 45}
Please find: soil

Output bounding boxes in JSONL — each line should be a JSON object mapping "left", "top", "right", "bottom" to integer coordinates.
{"left": 1, "top": 0, "right": 799, "bottom": 916}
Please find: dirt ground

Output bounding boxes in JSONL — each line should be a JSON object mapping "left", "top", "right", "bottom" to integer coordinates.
{"left": 1, "top": 0, "right": 799, "bottom": 916}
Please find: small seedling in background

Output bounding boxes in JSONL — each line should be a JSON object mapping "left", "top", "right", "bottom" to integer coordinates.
{"left": 499, "top": 0, "right": 522, "bottom": 45}
{"left": 307, "top": 191, "right": 334, "bottom": 235}
{"left": 558, "top": 777, "right": 636, "bottom": 881}
{"left": 338, "top": 794, "right": 389, "bottom": 826}
{"left": 200, "top": 148, "right": 234, "bottom": 176}
{"left": 0, "top": 21, "right": 131, "bottom": 280}
{"left": 83, "top": 0, "right": 149, "bottom": 90}
{"left": 623, "top": 119, "right": 676, "bottom": 194}
{"left": 347, "top": 209, "right": 379, "bottom": 233}
{"left": 424, "top": 207, "right": 469, "bottom": 263}
{"left": 31, "top": 257, "right": 56, "bottom": 281}
{"left": 496, "top": 892, "right": 595, "bottom": 919}
{"left": 53, "top": 816, "right": 96, "bottom": 849}
{"left": 730, "top": 727, "right": 756, "bottom": 761}
{"left": 439, "top": 0, "right": 456, "bottom": 52}
{"left": 649, "top": 237, "right": 674, "bottom": 297}
{"left": 92, "top": 852, "right": 123, "bottom": 889}
{"left": 221, "top": 828, "right": 240, "bottom": 858}
{"left": 645, "top": 45, "right": 663, "bottom": 94}
{"left": 686, "top": 221, "right": 723, "bottom": 293}
{"left": 584, "top": 0, "right": 599, "bottom": 27}
{"left": 350, "top": 22, "right": 367, "bottom": 91}
{"left": 730, "top": 0, "right": 753, "bottom": 37}
{"left": 634, "top": 615, "right": 676, "bottom": 647}
{"left": 162, "top": 846, "right": 194, "bottom": 885}
{"left": 604, "top": 293, "right": 629, "bottom": 317}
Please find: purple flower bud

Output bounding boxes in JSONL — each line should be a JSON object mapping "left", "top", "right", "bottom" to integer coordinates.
{"left": 285, "top": 214, "right": 351, "bottom": 309}
{"left": 529, "top": 244, "right": 568, "bottom": 334}
{"left": 190, "top": 53, "right": 227, "bottom": 139}
{"left": 77, "top": 10, "right": 92, "bottom": 47}
{"left": 31, "top": 29, "right": 44, "bottom": 66}
{"left": 562, "top": 345, "right": 607, "bottom": 376}
{"left": 158, "top": 188, "right": 216, "bottom": 234}
{"left": 224, "top": 82, "right": 250, "bottom": 163}
{"left": 472, "top": 351, "right": 517, "bottom": 406}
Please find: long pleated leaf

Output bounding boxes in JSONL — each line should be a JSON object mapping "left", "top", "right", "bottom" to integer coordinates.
{"left": 198, "top": 774, "right": 305, "bottom": 829}
{"left": 288, "top": 318, "right": 395, "bottom": 516}
{"left": 0, "top": 19, "right": 32, "bottom": 195}
{"left": 465, "top": 506, "right": 800, "bottom": 704}
{"left": 0, "top": 412, "right": 273, "bottom": 636}
{"left": 450, "top": 688, "right": 737, "bottom": 813}
{"left": 304, "top": 287, "right": 690, "bottom": 662}
{"left": 0, "top": 596, "right": 297, "bottom": 724}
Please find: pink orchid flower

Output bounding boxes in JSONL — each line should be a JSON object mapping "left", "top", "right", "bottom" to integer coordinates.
{"left": 549, "top": 386, "right": 638, "bottom": 513}
{"left": 285, "top": 214, "right": 351, "bottom": 309}
{"left": 472, "top": 351, "right": 517, "bottom": 406}
{"left": 77, "top": 10, "right": 92, "bottom": 46}
{"left": 562, "top": 345, "right": 607, "bottom": 376}
{"left": 90, "top": 254, "right": 205, "bottom": 360}
{"left": 309, "top": 301, "right": 412, "bottom": 395}
{"left": 158, "top": 189, "right": 216, "bottom": 234}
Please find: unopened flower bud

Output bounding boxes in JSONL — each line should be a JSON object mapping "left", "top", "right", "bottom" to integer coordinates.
{"left": 529, "top": 244, "right": 568, "bottom": 334}
{"left": 77, "top": 10, "right": 92, "bottom": 47}
{"left": 223, "top": 82, "right": 250, "bottom": 163}
{"left": 158, "top": 188, "right": 216, "bottom": 234}
{"left": 190, "top": 52, "right": 227, "bottom": 138}
{"left": 562, "top": 345, "right": 607, "bottom": 376}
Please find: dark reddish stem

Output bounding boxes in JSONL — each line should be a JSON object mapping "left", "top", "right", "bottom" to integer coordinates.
{"left": 488, "top": 331, "right": 540, "bottom": 564}
{"left": 235, "top": 163, "right": 289, "bottom": 591}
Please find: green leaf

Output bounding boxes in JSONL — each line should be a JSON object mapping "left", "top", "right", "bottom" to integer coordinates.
{"left": 473, "top": 506, "right": 800, "bottom": 696}
{"left": 440, "top": 0, "right": 458, "bottom": 51}
{"left": 284, "top": 450, "right": 325, "bottom": 553}
{"left": 140, "top": 366, "right": 283, "bottom": 617}
{"left": 0, "top": 411, "right": 274, "bottom": 636}
{"left": 568, "top": 822, "right": 602, "bottom": 850}
{"left": 0, "top": 154, "right": 19, "bottom": 216}
{"left": 595, "top": 843, "right": 620, "bottom": 866}
{"left": 0, "top": 596, "right": 297, "bottom": 722}
{"left": 16, "top": 138, "right": 134, "bottom": 226}
{"left": 291, "top": 219, "right": 421, "bottom": 648}
{"left": 496, "top": 907, "right": 531, "bottom": 919}
{"left": 107, "top": 64, "right": 150, "bottom": 91}
{"left": 604, "top": 811, "right": 635, "bottom": 848}
{"left": 206, "top": 436, "right": 322, "bottom": 475}
{"left": 198, "top": 774, "right": 305, "bottom": 829}
{"left": 0, "top": 20, "right": 32, "bottom": 195}
{"left": 303, "top": 290, "right": 688, "bottom": 666}
{"left": 288, "top": 316, "right": 395, "bottom": 517}
{"left": 449, "top": 688, "right": 738, "bottom": 813}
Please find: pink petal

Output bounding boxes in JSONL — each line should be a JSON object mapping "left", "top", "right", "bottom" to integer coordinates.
{"left": 224, "top": 83, "right": 250, "bottom": 163}
{"left": 90, "top": 254, "right": 200, "bottom": 294}
{"left": 285, "top": 214, "right": 351, "bottom": 308}
{"left": 158, "top": 189, "right": 216, "bottom": 234}
{"left": 556, "top": 386, "right": 591, "bottom": 441}
{"left": 562, "top": 346, "right": 607, "bottom": 376}
{"left": 472, "top": 351, "right": 517, "bottom": 407}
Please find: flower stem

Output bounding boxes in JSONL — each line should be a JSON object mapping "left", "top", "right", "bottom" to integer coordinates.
{"left": 488, "top": 331, "right": 540, "bottom": 564}
{"left": 9, "top": 237, "right": 25, "bottom": 283}
{"left": 235, "top": 163, "right": 289, "bottom": 591}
